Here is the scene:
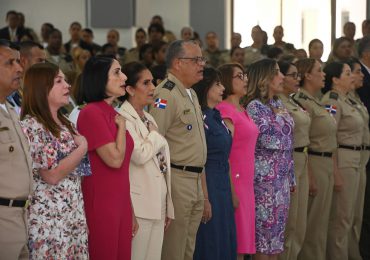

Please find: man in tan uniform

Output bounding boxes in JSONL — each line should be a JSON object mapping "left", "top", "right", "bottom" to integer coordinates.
{"left": 0, "top": 40, "right": 33, "bottom": 260}
{"left": 150, "top": 40, "right": 208, "bottom": 260}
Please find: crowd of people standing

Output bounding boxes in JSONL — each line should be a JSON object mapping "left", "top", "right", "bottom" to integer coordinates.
{"left": 1, "top": 9, "right": 370, "bottom": 260}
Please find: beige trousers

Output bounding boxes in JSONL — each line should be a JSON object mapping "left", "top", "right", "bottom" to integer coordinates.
{"left": 279, "top": 151, "right": 309, "bottom": 260}
{"left": 132, "top": 176, "right": 167, "bottom": 260}
{"left": 161, "top": 168, "right": 204, "bottom": 260}
{"left": 327, "top": 167, "right": 360, "bottom": 260}
{"left": 0, "top": 206, "right": 29, "bottom": 260}
{"left": 349, "top": 151, "right": 369, "bottom": 260}
{"left": 298, "top": 155, "right": 334, "bottom": 260}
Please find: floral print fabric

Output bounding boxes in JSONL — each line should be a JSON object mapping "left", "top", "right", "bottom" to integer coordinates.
{"left": 21, "top": 115, "right": 89, "bottom": 259}
{"left": 247, "top": 98, "right": 295, "bottom": 254}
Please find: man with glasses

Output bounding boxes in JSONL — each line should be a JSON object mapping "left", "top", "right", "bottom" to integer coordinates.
{"left": 150, "top": 40, "right": 208, "bottom": 260}
{"left": 0, "top": 39, "right": 33, "bottom": 260}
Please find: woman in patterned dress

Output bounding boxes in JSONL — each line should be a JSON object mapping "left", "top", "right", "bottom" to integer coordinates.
{"left": 20, "top": 63, "right": 89, "bottom": 259}
{"left": 245, "top": 59, "right": 295, "bottom": 260}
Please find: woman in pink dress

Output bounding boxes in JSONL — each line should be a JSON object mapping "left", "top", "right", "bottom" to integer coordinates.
{"left": 77, "top": 56, "right": 138, "bottom": 259}
{"left": 216, "top": 63, "right": 258, "bottom": 260}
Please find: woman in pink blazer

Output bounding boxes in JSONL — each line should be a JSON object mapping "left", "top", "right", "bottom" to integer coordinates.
{"left": 118, "top": 61, "right": 174, "bottom": 260}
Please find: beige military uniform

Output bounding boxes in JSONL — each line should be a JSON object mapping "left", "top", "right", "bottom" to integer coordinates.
{"left": 124, "top": 48, "right": 140, "bottom": 64}
{"left": 321, "top": 90, "right": 364, "bottom": 260}
{"left": 45, "top": 50, "right": 74, "bottom": 74}
{"left": 294, "top": 88, "right": 337, "bottom": 260}
{"left": 0, "top": 103, "right": 33, "bottom": 260}
{"left": 202, "top": 49, "right": 228, "bottom": 68}
{"left": 278, "top": 94, "right": 311, "bottom": 260}
{"left": 149, "top": 73, "right": 207, "bottom": 260}
{"left": 348, "top": 91, "right": 369, "bottom": 260}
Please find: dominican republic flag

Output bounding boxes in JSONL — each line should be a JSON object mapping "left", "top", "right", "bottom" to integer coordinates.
{"left": 154, "top": 98, "right": 167, "bottom": 109}
{"left": 325, "top": 105, "right": 337, "bottom": 114}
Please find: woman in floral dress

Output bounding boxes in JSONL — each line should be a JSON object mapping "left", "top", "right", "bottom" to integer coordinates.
{"left": 246, "top": 59, "right": 295, "bottom": 260}
{"left": 20, "top": 63, "right": 89, "bottom": 259}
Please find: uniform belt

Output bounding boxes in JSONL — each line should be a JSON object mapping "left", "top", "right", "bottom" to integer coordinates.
{"left": 338, "top": 144, "right": 362, "bottom": 151}
{"left": 170, "top": 163, "right": 203, "bottom": 173}
{"left": 294, "top": 146, "right": 308, "bottom": 153}
{"left": 307, "top": 150, "right": 333, "bottom": 157}
{"left": 362, "top": 145, "right": 370, "bottom": 151}
{"left": 0, "top": 197, "right": 28, "bottom": 208}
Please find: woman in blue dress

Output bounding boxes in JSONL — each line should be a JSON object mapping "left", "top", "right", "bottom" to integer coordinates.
{"left": 193, "top": 67, "right": 237, "bottom": 260}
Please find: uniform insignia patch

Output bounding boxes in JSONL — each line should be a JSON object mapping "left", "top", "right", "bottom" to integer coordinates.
{"left": 298, "top": 92, "right": 308, "bottom": 100}
{"left": 329, "top": 92, "right": 339, "bottom": 100}
{"left": 163, "top": 80, "right": 175, "bottom": 91}
{"left": 187, "top": 124, "right": 192, "bottom": 130}
{"left": 325, "top": 105, "right": 337, "bottom": 114}
{"left": 154, "top": 98, "right": 167, "bottom": 109}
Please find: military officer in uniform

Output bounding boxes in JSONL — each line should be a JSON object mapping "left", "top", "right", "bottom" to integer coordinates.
{"left": 150, "top": 40, "right": 208, "bottom": 260}
{"left": 0, "top": 40, "right": 33, "bottom": 259}
{"left": 322, "top": 62, "right": 365, "bottom": 260}
{"left": 294, "top": 58, "right": 337, "bottom": 260}
{"left": 277, "top": 61, "right": 311, "bottom": 260}
{"left": 347, "top": 59, "right": 369, "bottom": 260}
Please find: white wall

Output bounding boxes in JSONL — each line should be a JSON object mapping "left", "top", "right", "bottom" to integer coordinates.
{"left": 0, "top": 0, "right": 86, "bottom": 44}
{"left": 136, "top": 0, "right": 190, "bottom": 39}
{"left": 0, "top": 0, "right": 190, "bottom": 49}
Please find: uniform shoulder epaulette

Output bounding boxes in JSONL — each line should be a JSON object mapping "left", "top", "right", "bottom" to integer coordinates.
{"left": 163, "top": 80, "right": 175, "bottom": 91}
{"left": 291, "top": 97, "right": 307, "bottom": 111}
{"left": 297, "top": 92, "right": 308, "bottom": 100}
{"left": 329, "top": 92, "right": 339, "bottom": 100}
{"left": 348, "top": 98, "right": 357, "bottom": 105}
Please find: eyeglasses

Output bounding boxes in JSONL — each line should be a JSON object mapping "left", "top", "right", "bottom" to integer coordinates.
{"left": 285, "top": 72, "right": 301, "bottom": 79}
{"left": 232, "top": 73, "right": 247, "bottom": 81}
{"left": 178, "top": 56, "right": 207, "bottom": 65}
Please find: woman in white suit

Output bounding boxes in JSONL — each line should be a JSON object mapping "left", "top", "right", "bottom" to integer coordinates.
{"left": 119, "top": 61, "right": 174, "bottom": 260}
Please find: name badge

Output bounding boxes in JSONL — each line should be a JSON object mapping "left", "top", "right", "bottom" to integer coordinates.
{"left": 0, "top": 126, "right": 9, "bottom": 132}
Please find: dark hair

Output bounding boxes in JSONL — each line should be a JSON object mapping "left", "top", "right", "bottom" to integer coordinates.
{"left": 193, "top": 67, "right": 221, "bottom": 110}
{"left": 295, "top": 58, "right": 317, "bottom": 86}
{"left": 344, "top": 57, "right": 361, "bottom": 71}
{"left": 230, "top": 46, "right": 242, "bottom": 57}
{"left": 120, "top": 62, "right": 148, "bottom": 102}
{"left": 19, "top": 41, "right": 43, "bottom": 55}
{"left": 277, "top": 60, "right": 293, "bottom": 75}
{"left": 139, "top": 43, "right": 153, "bottom": 60}
{"left": 6, "top": 10, "right": 17, "bottom": 19}
{"left": 70, "top": 21, "right": 82, "bottom": 29}
{"left": 153, "top": 41, "right": 167, "bottom": 54}
{"left": 148, "top": 23, "right": 165, "bottom": 35}
{"left": 267, "top": 47, "right": 283, "bottom": 59}
{"left": 101, "top": 43, "right": 115, "bottom": 54}
{"left": 150, "top": 64, "right": 167, "bottom": 85}
{"left": 21, "top": 62, "right": 75, "bottom": 137}
{"left": 136, "top": 27, "right": 147, "bottom": 36}
{"left": 322, "top": 61, "right": 345, "bottom": 94}
{"left": 9, "top": 41, "right": 20, "bottom": 51}
{"left": 358, "top": 36, "right": 370, "bottom": 57}
{"left": 82, "top": 28, "right": 93, "bottom": 35}
{"left": 218, "top": 63, "right": 244, "bottom": 100}
{"left": 79, "top": 56, "right": 114, "bottom": 103}
{"left": 42, "top": 23, "right": 54, "bottom": 30}
{"left": 308, "top": 38, "right": 323, "bottom": 50}
{"left": 0, "top": 39, "right": 10, "bottom": 48}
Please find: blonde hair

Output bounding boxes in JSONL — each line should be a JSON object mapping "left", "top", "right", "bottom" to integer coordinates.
{"left": 246, "top": 58, "right": 278, "bottom": 105}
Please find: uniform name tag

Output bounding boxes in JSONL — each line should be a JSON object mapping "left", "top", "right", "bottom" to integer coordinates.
{"left": 0, "top": 126, "right": 9, "bottom": 132}
{"left": 183, "top": 109, "right": 191, "bottom": 115}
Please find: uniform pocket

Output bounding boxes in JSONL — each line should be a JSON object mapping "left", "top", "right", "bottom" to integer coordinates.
{"left": 0, "top": 128, "right": 14, "bottom": 143}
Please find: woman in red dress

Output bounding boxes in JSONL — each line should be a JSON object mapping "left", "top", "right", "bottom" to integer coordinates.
{"left": 77, "top": 56, "right": 138, "bottom": 259}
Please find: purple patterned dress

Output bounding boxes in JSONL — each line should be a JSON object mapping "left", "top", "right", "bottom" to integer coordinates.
{"left": 246, "top": 98, "right": 295, "bottom": 254}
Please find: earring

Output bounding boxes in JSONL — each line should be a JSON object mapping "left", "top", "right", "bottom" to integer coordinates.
{"left": 131, "top": 93, "right": 135, "bottom": 97}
